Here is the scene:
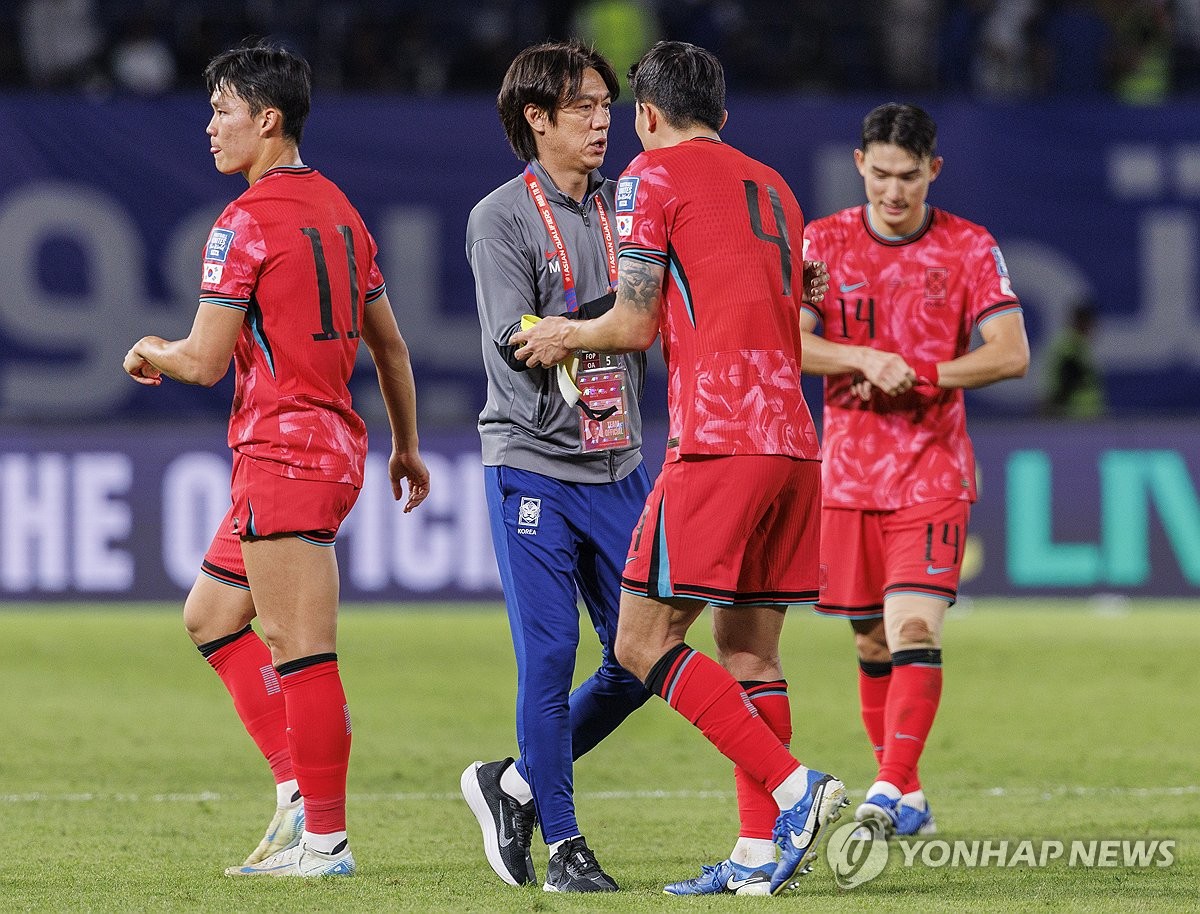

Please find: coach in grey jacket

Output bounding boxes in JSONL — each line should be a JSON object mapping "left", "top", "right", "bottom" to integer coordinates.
{"left": 472, "top": 160, "right": 646, "bottom": 482}
{"left": 458, "top": 40, "right": 651, "bottom": 894}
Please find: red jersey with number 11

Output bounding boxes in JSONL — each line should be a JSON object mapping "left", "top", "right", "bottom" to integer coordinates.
{"left": 615, "top": 138, "right": 819, "bottom": 459}
{"left": 803, "top": 204, "right": 1022, "bottom": 510}
{"left": 199, "top": 166, "right": 386, "bottom": 486}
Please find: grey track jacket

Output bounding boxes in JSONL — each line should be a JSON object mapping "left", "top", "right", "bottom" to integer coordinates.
{"left": 467, "top": 159, "right": 646, "bottom": 483}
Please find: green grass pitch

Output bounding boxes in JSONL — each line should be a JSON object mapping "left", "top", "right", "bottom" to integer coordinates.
{"left": 0, "top": 599, "right": 1196, "bottom": 912}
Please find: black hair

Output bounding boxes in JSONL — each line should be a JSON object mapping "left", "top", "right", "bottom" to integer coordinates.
{"left": 860, "top": 103, "right": 938, "bottom": 160}
{"left": 204, "top": 42, "right": 311, "bottom": 145}
{"left": 497, "top": 39, "right": 619, "bottom": 163}
{"left": 627, "top": 41, "right": 724, "bottom": 132}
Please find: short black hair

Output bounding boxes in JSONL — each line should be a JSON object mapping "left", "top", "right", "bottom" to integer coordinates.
{"left": 628, "top": 41, "right": 724, "bottom": 132}
{"left": 497, "top": 39, "right": 619, "bottom": 163}
{"left": 204, "top": 43, "right": 311, "bottom": 146}
{"left": 860, "top": 103, "right": 938, "bottom": 160}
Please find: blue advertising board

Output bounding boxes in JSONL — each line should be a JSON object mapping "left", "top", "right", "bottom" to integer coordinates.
{"left": 0, "top": 421, "right": 1195, "bottom": 602}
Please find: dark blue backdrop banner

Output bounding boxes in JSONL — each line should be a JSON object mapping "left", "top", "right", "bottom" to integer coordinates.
{"left": 0, "top": 95, "right": 1198, "bottom": 427}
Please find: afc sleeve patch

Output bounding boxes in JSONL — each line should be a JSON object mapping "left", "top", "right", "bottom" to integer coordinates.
{"left": 990, "top": 245, "right": 1009, "bottom": 277}
{"left": 615, "top": 176, "right": 640, "bottom": 212}
{"left": 205, "top": 227, "right": 236, "bottom": 263}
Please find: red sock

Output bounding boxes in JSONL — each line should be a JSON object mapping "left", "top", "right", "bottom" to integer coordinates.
{"left": 201, "top": 626, "right": 293, "bottom": 784}
{"left": 877, "top": 650, "right": 942, "bottom": 791}
{"left": 858, "top": 659, "right": 891, "bottom": 769}
{"left": 647, "top": 646, "right": 798, "bottom": 792}
{"left": 279, "top": 656, "right": 352, "bottom": 834}
{"left": 735, "top": 681, "right": 792, "bottom": 839}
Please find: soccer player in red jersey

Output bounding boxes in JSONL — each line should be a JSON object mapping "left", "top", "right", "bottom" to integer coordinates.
{"left": 513, "top": 41, "right": 846, "bottom": 897}
{"left": 801, "top": 102, "right": 1029, "bottom": 837}
{"left": 123, "top": 43, "right": 429, "bottom": 876}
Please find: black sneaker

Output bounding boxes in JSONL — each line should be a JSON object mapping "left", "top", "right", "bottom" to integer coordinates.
{"left": 460, "top": 758, "right": 537, "bottom": 885}
{"left": 543, "top": 837, "right": 619, "bottom": 892}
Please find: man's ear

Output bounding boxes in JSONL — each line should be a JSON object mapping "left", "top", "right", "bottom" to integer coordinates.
{"left": 258, "top": 106, "right": 282, "bottom": 138}
{"left": 641, "top": 101, "right": 658, "bottom": 133}
{"left": 524, "top": 102, "right": 548, "bottom": 136}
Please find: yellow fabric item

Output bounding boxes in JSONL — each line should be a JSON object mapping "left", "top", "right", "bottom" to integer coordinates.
{"left": 520, "top": 314, "right": 581, "bottom": 406}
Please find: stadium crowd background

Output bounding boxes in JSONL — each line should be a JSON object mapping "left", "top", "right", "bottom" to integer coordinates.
{"left": 2, "top": 0, "right": 1195, "bottom": 102}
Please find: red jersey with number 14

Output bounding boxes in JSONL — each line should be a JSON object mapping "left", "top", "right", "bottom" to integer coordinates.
{"left": 615, "top": 138, "right": 819, "bottom": 459}
{"left": 199, "top": 166, "right": 385, "bottom": 486}
{"left": 802, "top": 204, "right": 1022, "bottom": 509}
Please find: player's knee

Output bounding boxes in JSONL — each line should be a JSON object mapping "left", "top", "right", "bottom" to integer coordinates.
{"left": 613, "top": 633, "right": 636, "bottom": 675}
{"left": 529, "top": 649, "right": 575, "bottom": 687}
{"left": 183, "top": 600, "right": 225, "bottom": 646}
{"left": 897, "top": 616, "right": 935, "bottom": 647}
{"left": 182, "top": 609, "right": 202, "bottom": 644}
{"left": 853, "top": 621, "right": 889, "bottom": 662}
{"left": 614, "top": 632, "right": 649, "bottom": 682}
{"left": 255, "top": 625, "right": 282, "bottom": 657}
{"left": 719, "top": 648, "right": 781, "bottom": 681}
{"left": 855, "top": 633, "right": 891, "bottom": 663}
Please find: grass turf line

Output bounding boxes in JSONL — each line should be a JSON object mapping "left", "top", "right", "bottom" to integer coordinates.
{"left": 0, "top": 600, "right": 1195, "bottom": 912}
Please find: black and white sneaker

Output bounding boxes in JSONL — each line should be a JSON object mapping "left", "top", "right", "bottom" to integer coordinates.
{"left": 543, "top": 837, "right": 619, "bottom": 892}
{"left": 460, "top": 758, "right": 537, "bottom": 886}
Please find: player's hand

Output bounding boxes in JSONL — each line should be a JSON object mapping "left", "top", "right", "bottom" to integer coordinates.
{"left": 123, "top": 343, "right": 162, "bottom": 386}
{"left": 390, "top": 448, "right": 430, "bottom": 513}
{"left": 510, "top": 316, "right": 572, "bottom": 368}
{"left": 802, "top": 260, "right": 829, "bottom": 304}
{"left": 858, "top": 347, "right": 915, "bottom": 397}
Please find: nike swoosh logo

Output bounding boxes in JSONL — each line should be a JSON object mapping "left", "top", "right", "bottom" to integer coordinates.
{"left": 498, "top": 815, "right": 514, "bottom": 847}
{"left": 788, "top": 832, "right": 812, "bottom": 849}
{"left": 839, "top": 281, "right": 867, "bottom": 293}
{"left": 926, "top": 564, "right": 954, "bottom": 574}
{"left": 727, "top": 876, "right": 766, "bottom": 890}
{"left": 895, "top": 732, "right": 921, "bottom": 741}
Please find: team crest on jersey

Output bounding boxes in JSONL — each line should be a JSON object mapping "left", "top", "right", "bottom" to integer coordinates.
{"left": 925, "top": 268, "right": 947, "bottom": 299}
{"left": 518, "top": 496, "right": 541, "bottom": 531}
{"left": 202, "top": 262, "right": 224, "bottom": 284}
{"left": 616, "top": 214, "right": 632, "bottom": 237}
{"left": 615, "top": 176, "right": 640, "bottom": 212}
{"left": 205, "top": 228, "right": 235, "bottom": 263}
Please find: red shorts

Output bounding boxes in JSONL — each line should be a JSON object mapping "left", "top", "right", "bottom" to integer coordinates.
{"left": 814, "top": 499, "right": 971, "bottom": 619}
{"left": 201, "top": 453, "right": 360, "bottom": 588}
{"left": 621, "top": 455, "right": 820, "bottom": 606}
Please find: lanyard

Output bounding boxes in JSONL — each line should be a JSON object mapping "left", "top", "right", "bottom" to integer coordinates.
{"left": 523, "top": 167, "right": 618, "bottom": 313}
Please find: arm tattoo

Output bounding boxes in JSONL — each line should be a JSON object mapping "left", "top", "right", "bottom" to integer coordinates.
{"left": 618, "top": 260, "right": 664, "bottom": 314}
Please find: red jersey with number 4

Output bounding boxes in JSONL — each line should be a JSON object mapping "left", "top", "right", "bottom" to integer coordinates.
{"left": 802, "top": 204, "right": 1022, "bottom": 509}
{"left": 199, "top": 166, "right": 385, "bottom": 486}
{"left": 615, "top": 138, "right": 819, "bottom": 459}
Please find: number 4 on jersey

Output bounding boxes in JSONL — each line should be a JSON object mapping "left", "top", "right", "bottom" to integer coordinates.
{"left": 743, "top": 180, "right": 793, "bottom": 296}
